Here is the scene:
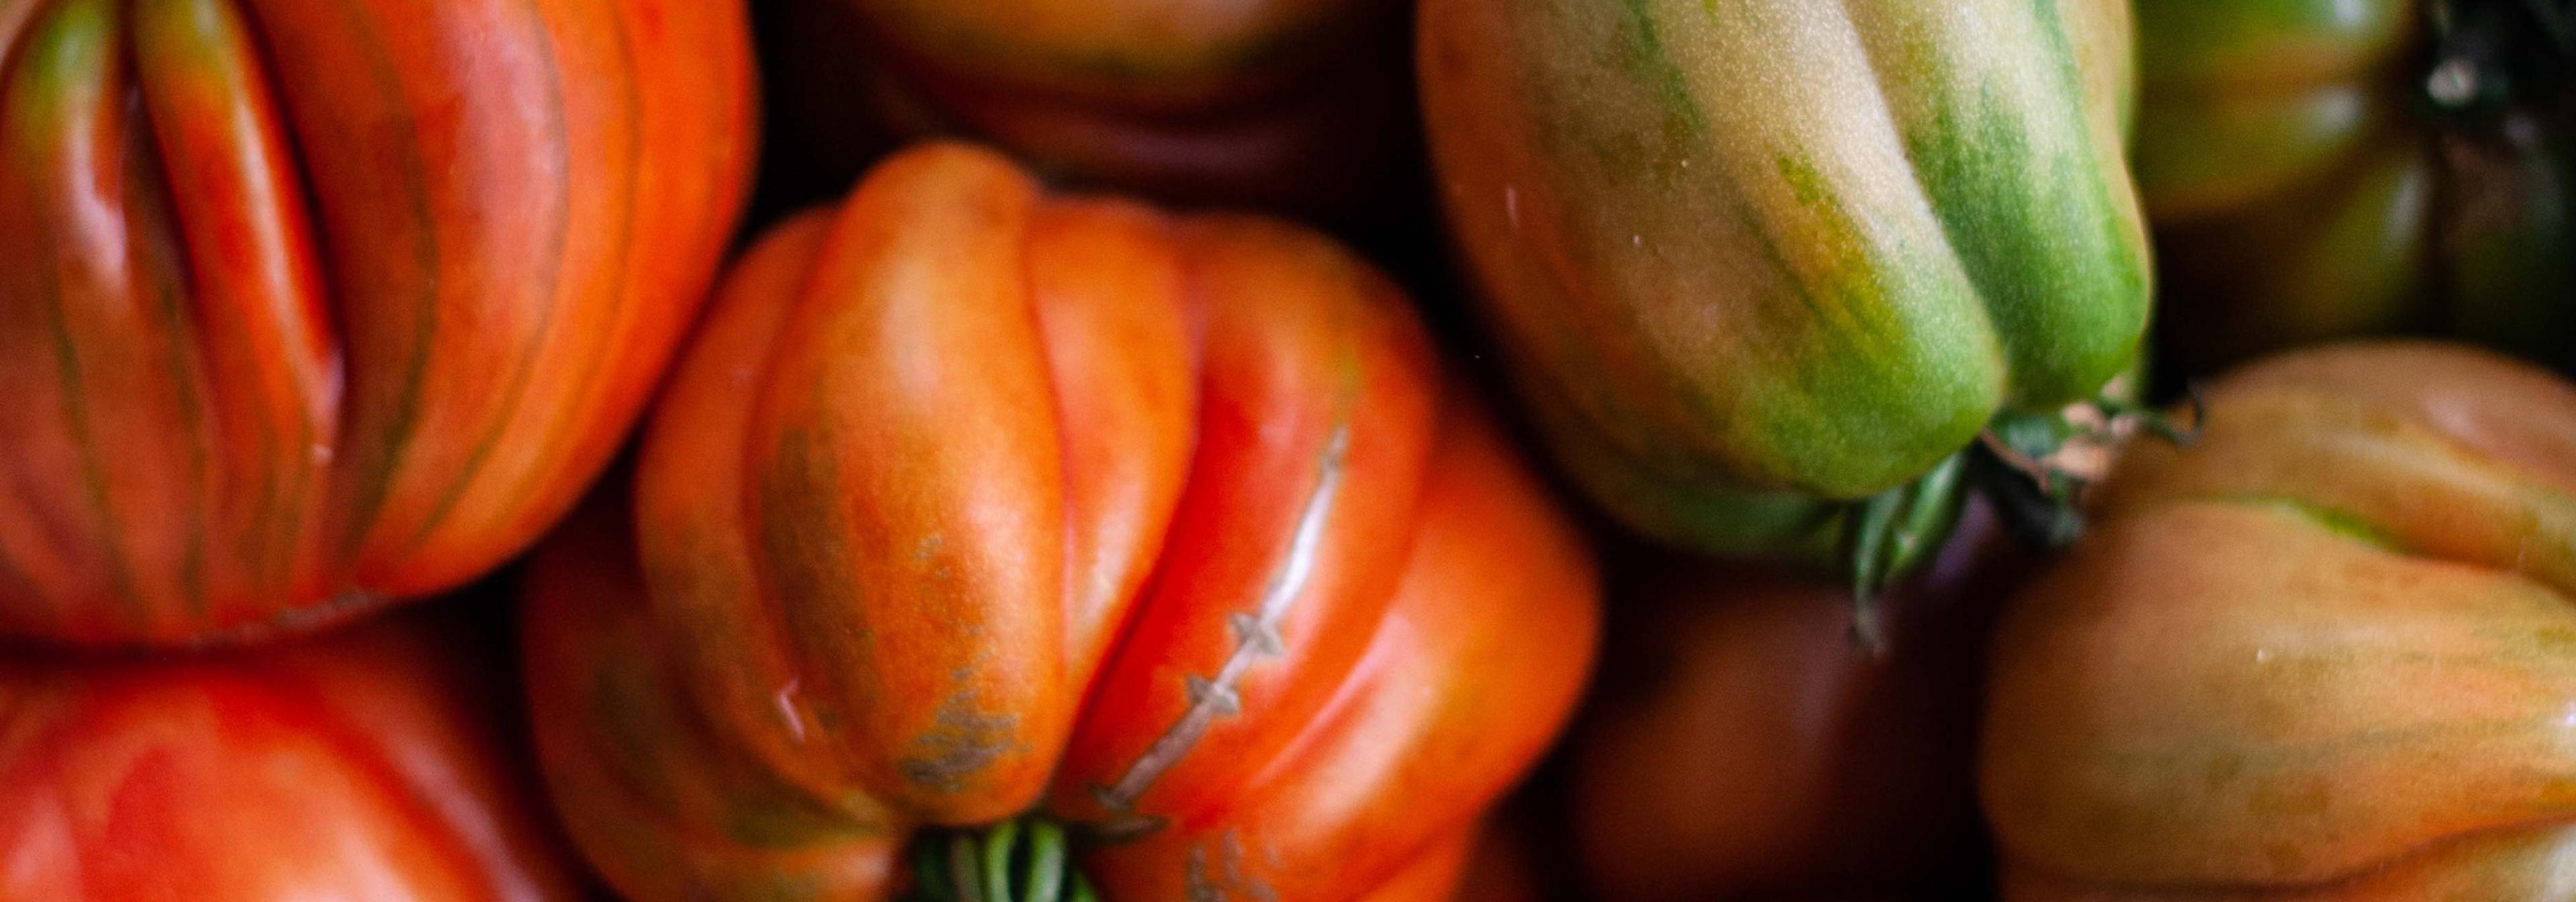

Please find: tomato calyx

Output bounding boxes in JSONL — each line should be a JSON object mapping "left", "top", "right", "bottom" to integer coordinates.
{"left": 911, "top": 815, "right": 1102, "bottom": 902}
{"left": 1841, "top": 452, "right": 1967, "bottom": 654}
{"left": 1839, "top": 391, "right": 2201, "bottom": 654}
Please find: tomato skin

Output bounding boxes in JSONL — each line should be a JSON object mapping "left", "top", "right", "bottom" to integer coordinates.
{"left": 773, "top": 0, "right": 1413, "bottom": 217}
{"left": 0, "top": 609, "right": 584, "bottom": 901}
{"left": 2137, "top": 0, "right": 2576, "bottom": 373}
{"left": 1570, "top": 506, "right": 2022, "bottom": 902}
{"left": 1982, "top": 342, "right": 2576, "bottom": 899}
{"left": 1417, "top": 0, "right": 2149, "bottom": 560}
{"left": 0, "top": 0, "right": 755, "bottom": 647}
{"left": 519, "top": 142, "right": 1602, "bottom": 902}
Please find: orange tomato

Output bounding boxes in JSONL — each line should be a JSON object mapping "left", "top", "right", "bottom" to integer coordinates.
{"left": 1984, "top": 342, "right": 2576, "bottom": 899}
{"left": 0, "top": 0, "right": 756, "bottom": 646}
{"left": 520, "top": 142, "right": 1602, "bottom": 902}
{"left": 0, "top": 607, "right": 584, "bottom": 901}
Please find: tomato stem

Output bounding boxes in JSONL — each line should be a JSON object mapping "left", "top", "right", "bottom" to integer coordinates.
{"left": 1838, "top": 391, "right": 2200, "bottom": 654}
{"left": 1973, "top": 391, "right": 2200, "bottom": 552}
{"left": 912, "top": 815, "right": 1099, "bottom": 902}
{"left": 1842, "top": 453, "right": 1966, "bottom": 655}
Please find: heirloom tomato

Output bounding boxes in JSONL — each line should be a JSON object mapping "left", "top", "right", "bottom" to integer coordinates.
{"left": 521, "top": 143, "right": 1601, "bottom": 902}
{"left": 1418, "top": 0, "right": 2151, "bottom": 577}
{"left": 1572, "top": 505, "right": 2022, "bottom": 902}
{"left": 2137, "top": 0, "right": 2576, "bottom": 372}
{"left": 0, "top": 0, "right": 756, "bottom": 646}
{"left": 771, "top": 0, "right": 1413, "bottom": 217}
{"left": 0, "top": 607, "right": 584, "bottom": 901}
{"left": 1984, "top": 342, "right": 2576, "bottom": 899}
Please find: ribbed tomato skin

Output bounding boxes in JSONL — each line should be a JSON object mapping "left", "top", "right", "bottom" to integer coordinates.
{"left": 520, "top": 142, "right": 1601, "bottom": 902}
{"left": 1419, "top": 0, "right": 2149, "bottom": 560}
{"left": 1985, "top": 342, "right": 2576, "bottom": 899}
{"left": 0, "top": 0, "right": 756, "bottom": 646}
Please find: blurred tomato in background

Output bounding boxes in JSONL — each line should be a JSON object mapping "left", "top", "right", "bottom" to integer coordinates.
{"left": 1566, "top": 505, "right": 2029, "bottom": 902}
{"left": 0, "top": 601, "right": 584, "bottom": 901}
{"left": 763, "top": 0, "right": 1417, "bottom": 223}
{"left": 2135, "top": 0, "right": 2576, "bottom": 374}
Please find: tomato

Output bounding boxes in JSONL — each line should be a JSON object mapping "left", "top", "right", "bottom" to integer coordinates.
{"left": 1570, "top": 505, "right": 2023, "bottom": 902}
{"left": 0, "top": 607, "right": 583, "bottom": 901}
{"left": 0, "top": 0, "right": 757, "bottom": 646}
{"left": 771, "top": 0, "right": 1413, "bottom": 217}
{"left": 2137, "top": 0, "right": 2576, "bottom": 373}
{"left": 1445, "top": 819, "right": 1552, "bottom": 902}
{"left": 1417, "top": 0, "right": 2151, "bottom": 569}
{"left": 519, "top": 143, "right": 1602, "bottom": 902}
{"left": 1983, "top": 342, "right": 2576, "bottom": 899}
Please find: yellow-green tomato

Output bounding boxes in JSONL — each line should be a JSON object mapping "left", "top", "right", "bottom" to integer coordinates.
{"left": 1419, "top": 0, "right": 2151, "bottom": 564}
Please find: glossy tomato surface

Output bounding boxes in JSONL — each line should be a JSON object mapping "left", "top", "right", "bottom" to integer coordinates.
{"left": 0, "top": 607, "right": 583, "bottom": 901}
{"left": 0, "top": 0, "right": 757, "bottom": 646}
{"left": 521, "top": 142, "right": 1601, "bottom": 902}
{"left": 1985, "top": 342, "right": 2576, "bottom": 899}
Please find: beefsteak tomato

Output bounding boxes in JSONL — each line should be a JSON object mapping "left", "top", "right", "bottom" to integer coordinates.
{"left": 0, "top": 607, "right": 584, "bottom": 901}
{"left": 520, "top": 143, "right": 1601, "bottom": 902}
{"left": 1571, "top": 505, "right": 2021, "bottom": 902}
{"left": 1983, "top": 342, "right": 2576, "bottom": 899}
{"left": 2137, "top": 0, "right": 2576, "bottom": 373}
{"left": 773, "top": 0, "right": 1412, "bottom": 217}
{"left": 1417, "top": 0, "right": 2151, "bottom": 572}
{"left": 0, "top": 0, "right": 756, "bottom": 646}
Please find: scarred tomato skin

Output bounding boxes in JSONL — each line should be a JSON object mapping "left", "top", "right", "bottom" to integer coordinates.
{"left": 1984, "top": 342, "right": 2576, "bottom": 900}
{"left": 0, "top": 0, "right": 755, "bottom": 646}
{"left": 520, "top": 142, "right": 1601, "bottom": 902}
{"left": 0, "top": 608, "right": 584, "bottom": 901}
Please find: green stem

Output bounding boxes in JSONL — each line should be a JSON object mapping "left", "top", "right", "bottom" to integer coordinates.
{"left": 1841, "top": 453, "right": 1967, "bottom": 654}
{"left": 1835, "top": 390, "right": 2198, "bottom": 653}
{"left": 912, "top": 816, "right": 1099, "bottom": 902}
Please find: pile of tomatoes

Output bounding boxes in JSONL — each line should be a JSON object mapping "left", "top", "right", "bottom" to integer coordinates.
{"left": 1, "top": 0, "right": 2570, "bottom": 899}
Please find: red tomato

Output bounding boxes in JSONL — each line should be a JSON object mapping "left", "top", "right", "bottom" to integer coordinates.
{"left": 1570, "top": 507, "right": 2023, "bottom": 901}
{"left": 0, "top": 608, "right": 583, "bottom": 901}
{"left": 0, "top": 0, "right": 756, "bottom": 646}
{"left": 519, "top": 142, "right": 1602, "bottom": 902}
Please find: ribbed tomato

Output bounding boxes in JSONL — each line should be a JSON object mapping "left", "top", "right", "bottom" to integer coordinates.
{"left": 1571, "top": 506, "right": 2021, "bottom": 902}
{"left": 0, "top": 607, "right": 584, "bottom": 901}
{"left": 1984, "top": 343, "right": 2576, "bottom": 899}
{"left": 2137, "top": 0, "right": 2576, "bottom": 372}
{"left": 771, "top": 0, "right": 1413, "bottom": 216}
{"left": 1418, "top": 0, "right": 2150, "bottom": 574}
{"left": 520, "top": 143, "right": 1601, "bottom": 902}
{"left": 0, "top": 0, "right": 756, "bottom": 646}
